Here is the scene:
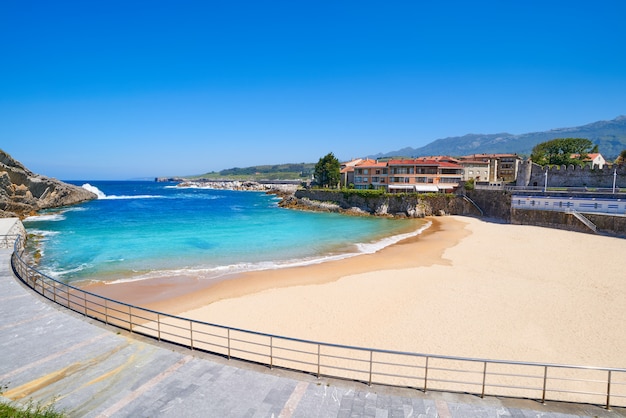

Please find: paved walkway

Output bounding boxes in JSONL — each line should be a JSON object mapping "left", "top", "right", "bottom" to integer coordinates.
{"left": 1, "top": 249, "right": 625, "bottom": 417}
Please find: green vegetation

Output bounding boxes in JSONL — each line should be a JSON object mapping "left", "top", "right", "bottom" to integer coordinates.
{"left": 314, "top": 153, "right": 341, "bottom": 188}
{"left": 464, "top": 178, "right": 475, "bottom": 191}
{"left": 0, "top": 383, "right": 64, "bottom": 417}
{"left": 340, "top": 188, "right": 385, "bottom": 199}
{"left": 191, "top": 163, "right": 314, "bottom": 181}
{"left": 530, "top": 137, "right": 597, "bottom": 167}
{"left": 616, "top": 149, "right": 626, "bottom": 165}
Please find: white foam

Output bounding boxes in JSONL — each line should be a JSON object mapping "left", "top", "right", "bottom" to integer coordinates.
{"left": 23, "top": 213, "right": 66, "bottom": 222}
{"left": 103, "top": 222, "right": 433, "bottom": 285}
{"left": 82, "top": 183, "right": 163, "bottom": 200}
{"left": 26, "top": 229, "right": 60, "bottom": 238}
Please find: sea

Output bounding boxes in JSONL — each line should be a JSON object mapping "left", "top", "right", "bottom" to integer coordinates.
{"left": 22, "top": 181, "right": 428, "bottom": 285}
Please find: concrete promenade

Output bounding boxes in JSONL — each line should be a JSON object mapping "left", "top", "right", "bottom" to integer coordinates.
{"left": 1, "top": 248, "right": 624, "bottom": 417}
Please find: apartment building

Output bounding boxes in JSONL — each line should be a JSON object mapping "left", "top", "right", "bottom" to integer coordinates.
{"left": 458, "top": 153, "right": 522, "bottom": 183}
{"left": 353, "top": 158, "right": 463, "bottom": 192}
{"left": 352, "top": 159, "right": 389, "bottom": 190}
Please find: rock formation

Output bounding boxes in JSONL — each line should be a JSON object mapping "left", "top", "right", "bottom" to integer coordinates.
{"left": 0, "top": 150, "right": 97, "bottom": 218}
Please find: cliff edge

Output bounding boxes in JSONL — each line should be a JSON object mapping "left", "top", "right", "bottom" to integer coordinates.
{"left": 0, "top": 150, "right": 97, "bottom": 218}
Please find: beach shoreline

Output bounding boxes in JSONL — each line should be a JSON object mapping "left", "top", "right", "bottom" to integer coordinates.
{"left": 81, "top": 216, "right": 448, "bottom": 314}
{"left": 82, "top": 215, "right": 626, "bottom": 369}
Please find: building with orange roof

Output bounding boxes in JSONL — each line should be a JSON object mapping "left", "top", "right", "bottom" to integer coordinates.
{"left": 352, "top": 157, "right": 463, "bottom": 192}
{"left": 569, "top": 153, "right": 606, "bottom": 168}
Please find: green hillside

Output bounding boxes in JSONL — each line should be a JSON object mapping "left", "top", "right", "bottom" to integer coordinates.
{"left": 190, "top": 163, "right": 315, "bottom": 181}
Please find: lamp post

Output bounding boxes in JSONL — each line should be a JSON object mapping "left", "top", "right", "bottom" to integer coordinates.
{"left": 613, "top": 168, "right": 617, "bottom": 194}
{"left": 543, "top": 169, "right": 548, "bottom": 193}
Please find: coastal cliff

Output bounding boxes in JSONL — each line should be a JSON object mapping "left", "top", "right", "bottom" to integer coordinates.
{"left": 0, "top": 150, "right": 97, "bottom": 218}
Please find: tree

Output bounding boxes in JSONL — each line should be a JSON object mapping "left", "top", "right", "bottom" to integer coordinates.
{"left": 314, "top": 152, "right": 341, "bottom": 188}
{"left": 530, "top": 138, "right": 596, "bottom": 166}
{"left": 615, "top": 149, "right": 626, "bottom": 165}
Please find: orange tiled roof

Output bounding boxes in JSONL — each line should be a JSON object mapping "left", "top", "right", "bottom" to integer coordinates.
{"left": 388, "top": 158, "right": 462, "bottom": 168}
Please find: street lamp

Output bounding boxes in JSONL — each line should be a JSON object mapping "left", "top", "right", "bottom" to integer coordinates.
{"left": 613, "top": 168, "right": 617, "bottom": 194}
{"left": 543, "top": 168, "right": 548, "bottom": 192}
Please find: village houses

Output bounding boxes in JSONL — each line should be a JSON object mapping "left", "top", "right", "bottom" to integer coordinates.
{"left": 341, "top": 154, "right": 526, "bottom": 192}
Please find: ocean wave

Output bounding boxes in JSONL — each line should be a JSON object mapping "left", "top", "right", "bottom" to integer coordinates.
{"left": 355, "top": 221, "right": 432, "bottom": 254}
{"left": 23, "top": 213, "right": 66, "bottom": 222}
{"left": 41, "top": 263, "right": 91, "bottom": 280}
{"left": 102, "top": 222, "right": 432, "bottom": 285}
{"left": 26, "top": 229, "right": 60, "bottom": 238}
{"left": 82, "top": 183, "right": 164, "bottom": 200}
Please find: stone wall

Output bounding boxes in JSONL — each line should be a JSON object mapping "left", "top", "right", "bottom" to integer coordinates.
{"left": 0, "top": 218, "right": 26, "bottom": 250}
{"left": 290, "top": 189, "right": 626, "bottom": 237}
{"left": 517, "top": 160, "right": 626, "bottom": 188}
{"left": 464, "top": 189, "right": 512, "bottom": 221}
{"left": 511, "top": 209, "right": 626, "bottom": 237}
{"left": 291, "top": 190, "right": 478, "bottom": 218}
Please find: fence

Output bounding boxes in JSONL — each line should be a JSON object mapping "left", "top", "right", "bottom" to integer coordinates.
{"left": 8, "top": 235, "right": 626, "bottom": 409}
{"left": 0, "top": 234, "right": 20, "bottom": 249}
{"left": 512, "top": 195, "right": 626, "bottom": 216}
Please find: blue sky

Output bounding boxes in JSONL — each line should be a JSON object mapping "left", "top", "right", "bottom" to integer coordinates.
{"left": 1, "top": 1, "right": 625, "bottom": 180}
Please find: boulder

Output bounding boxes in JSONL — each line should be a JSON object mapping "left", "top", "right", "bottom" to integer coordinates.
{"left": 0, "top": 150, "right": 97, "bottom": 218}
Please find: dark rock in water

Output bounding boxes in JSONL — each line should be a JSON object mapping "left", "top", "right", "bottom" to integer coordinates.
{"left": 0, "top": 149, "right": 97, "bottom": 218}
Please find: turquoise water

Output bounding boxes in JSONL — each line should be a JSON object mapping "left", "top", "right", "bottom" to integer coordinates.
{"left": 23, "top": 181, "right": 426, "bottom": 284}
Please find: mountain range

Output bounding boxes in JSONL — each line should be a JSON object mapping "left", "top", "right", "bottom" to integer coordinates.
{"left": 369, "top": 115, "right": 626, "bottom": 160}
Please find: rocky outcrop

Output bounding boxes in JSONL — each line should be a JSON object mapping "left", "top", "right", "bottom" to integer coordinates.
{"left": 280, "top": 189, "right": 478, "bottom": 218}
{"left": 176, "top": 180, "right": 299, "bottom": 194}
{"left": 0, "top": 150, "right": 97, "bottom": 218}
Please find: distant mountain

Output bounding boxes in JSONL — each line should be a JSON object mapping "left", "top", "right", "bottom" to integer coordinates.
{"left": 369, "top": 115, "right": 626, "bottom": 160}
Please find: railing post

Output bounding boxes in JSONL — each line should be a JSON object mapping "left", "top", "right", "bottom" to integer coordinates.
{"left": 227, "top": 329, "right": 231, "bottom": 360}
{"left": 368, "top": 351, "right": 373, "bottom": 386}
{"left": 317, "top": 344, "right": 321, "bottom": 378}
{"left": 190, "top": 321, "right": 194, "bottom": 350}
{"left": 104, "top": 300, "right": 108, "bottom": 325}
{"left": 157, "top": 313, "right": 161, "bottom": 341}
{"left": 83, "top": 292, "right": 88, "bottom": 316}
{"left": 129, "top": 306, "right": 133, "bottom": 333}
{"left": 424, "top": 356, "right": 429, "bottom": 393}
{"left": 541, "top": 366, "right": 548, "bottom": 404}
{"left": 67, "top": 286, "right": 71, "bottom": 310}
{"left": 269, "top": 336, "right": 273, "bottom": 369}
{"left": 606, "top": 370, "right": 612, "bottom": 410}
{"left": 481, "top": 362, "right": 487, "bottom": 398}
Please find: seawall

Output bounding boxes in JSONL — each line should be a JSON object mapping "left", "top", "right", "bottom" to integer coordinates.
{"left": 285, "top": 189, "right": 481, "bottom": 218}
{"left": 289, "top": 189, "right": 626, "bottom": 237}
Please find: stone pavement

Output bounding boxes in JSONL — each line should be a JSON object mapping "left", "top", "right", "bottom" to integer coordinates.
{"left": 1, "top": 248, "right": 624, "bottom": 417}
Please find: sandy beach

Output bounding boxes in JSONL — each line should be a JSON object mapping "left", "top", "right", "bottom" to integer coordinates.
{"left": 87, "top": 215, "right": 626, "bottom": 370}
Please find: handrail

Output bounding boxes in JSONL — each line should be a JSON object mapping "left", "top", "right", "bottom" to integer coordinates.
{"left": 461, "top": 194, "right": 484, "bottom": 216}
{"left": 8, "top": 235, "right": 626, "bottom": 409}
{"left": 566, "top": 208, "right": 598, "bottom": 233}
{"left": 0, "top": 234, "right": 20, "bottom": 249}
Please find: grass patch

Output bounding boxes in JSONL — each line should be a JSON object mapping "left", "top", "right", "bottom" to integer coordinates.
{"left": 0, "top": 383, "right": 64, "bottom": 418}
{"left": 0, "top": 400, "right": 65, "bottom": 418}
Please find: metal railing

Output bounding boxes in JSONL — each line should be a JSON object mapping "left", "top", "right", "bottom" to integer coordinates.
{"left": 0, "top": 234, "right": 20, "bottom": 249}
{"left": 566, "top": 208, "right": 598, "bottom": 233}
{"left": 476, "top": 185, "right": 625, "bottom": 194}
{"left": 8, "top": 236, "right": 626, "bottom": 409}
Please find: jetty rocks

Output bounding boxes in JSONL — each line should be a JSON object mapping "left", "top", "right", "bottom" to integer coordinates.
{"left": 0, "top": 150, "right": 97, "bottom": 218}
{"left": 176, "top": 180, "right": 299, "bottom": 194}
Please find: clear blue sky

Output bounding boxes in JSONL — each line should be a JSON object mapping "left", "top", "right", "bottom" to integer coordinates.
{"left": 2, "top": 1, "right": 625, "bottom": 180}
